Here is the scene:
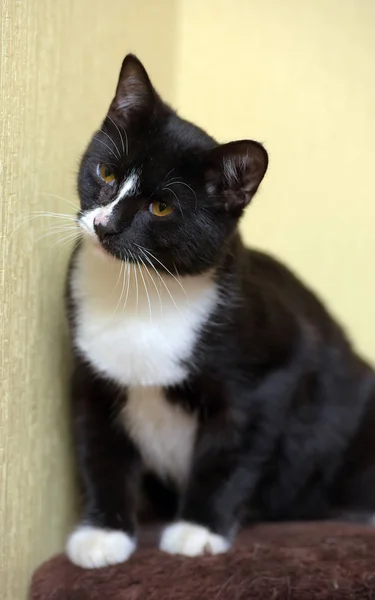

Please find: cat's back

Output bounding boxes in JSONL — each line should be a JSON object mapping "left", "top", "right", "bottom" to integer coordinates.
{"left": 242, "top": 246, "right": 342, "bottom": 334}
{"left": 239, "top": 246, "right": 374, "bottom": 383}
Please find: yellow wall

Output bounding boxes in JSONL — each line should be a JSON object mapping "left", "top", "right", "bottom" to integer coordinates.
{"left": 175, "top": 0, "right": 375, "bottom": 362}
{"left": 0, "top": 1, "right": 176, "bottom": 599}
{"left": 1, "top": 1, "right": 374, "bottom": 598}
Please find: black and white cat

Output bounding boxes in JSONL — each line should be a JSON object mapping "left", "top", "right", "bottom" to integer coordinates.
{"left": 65, "top": 54, "right": 375, "bottom": 568}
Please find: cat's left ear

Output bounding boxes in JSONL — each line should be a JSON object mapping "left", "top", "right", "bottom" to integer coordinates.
{"left": 205, "top": 140, "right": 268, "bottom": 214}
{"left": 108, "top": 54, "right": 157, "bottom": 119}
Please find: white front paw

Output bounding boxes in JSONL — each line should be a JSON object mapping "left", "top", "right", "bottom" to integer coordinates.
{"left": 160, "top": 521, "right": 230, "bottom": 557}
{"left": 66, "top": 525, "right": 136, "bottom": 568}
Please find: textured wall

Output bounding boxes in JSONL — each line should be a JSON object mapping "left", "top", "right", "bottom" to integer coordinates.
{"left": 1, "top": 1, "right": 374, "bottom": 598}
{"left": 0, "top": 1, "right": 176, "bottom": 598}
{"left": 175, "top": 0, "right": 375, "bottom": 362}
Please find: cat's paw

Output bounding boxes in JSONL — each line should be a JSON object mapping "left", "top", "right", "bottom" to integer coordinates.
{"left": 66, "top": 525, "right": 136, "bottom": 568}
{"left": 159, "top": 521, "right": 230, "bottom": 557}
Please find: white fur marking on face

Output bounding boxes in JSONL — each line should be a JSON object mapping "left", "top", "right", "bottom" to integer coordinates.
{"left": 78, "top": 171, "right": 139, "bottom": 239}
{"left": 66, "top": 526, "right": 136, "bottom": 568}
{"left": 94, "top": 211, "right": 110, "bottom": 227}
{"left": 71, "top": 239, "right": 219, "bottom": 387}
{"left": 160, "top": 522, "right": 230, "bottom": 557}
{"left": 122, "top": 387, "right": 197, "bottom": 487}
{"left": 115, "top": 172, "right": 139, "bottom": 202}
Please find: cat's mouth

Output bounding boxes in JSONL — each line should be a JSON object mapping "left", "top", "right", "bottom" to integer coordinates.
{"left": 77, "top": 214, "right": 115, "bottom": 257}
{"left": 81, "top": 227, "right": 143, "bottom": 265}
{"left": 77, "top": 210, "right": 174, "bottom": 271}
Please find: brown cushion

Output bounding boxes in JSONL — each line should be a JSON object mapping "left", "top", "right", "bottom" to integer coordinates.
{"left": 29, "top": 522, "right": 375, "bottom": 599}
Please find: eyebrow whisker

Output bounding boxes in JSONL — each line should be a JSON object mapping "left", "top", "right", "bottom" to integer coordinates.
{"left": 107, "top": 115, "right": 126, "bottom": 156}
{"left": 162, "top": 186, "right": 184, "bottom": 217}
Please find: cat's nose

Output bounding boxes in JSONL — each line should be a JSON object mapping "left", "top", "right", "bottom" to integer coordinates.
{"left": 93, "top": 216, "right": 117, "bottom": 241}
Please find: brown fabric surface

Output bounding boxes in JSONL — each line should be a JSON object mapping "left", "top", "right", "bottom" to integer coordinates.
{"left": 30, "top": 522, "right": 375, "bottom": 599}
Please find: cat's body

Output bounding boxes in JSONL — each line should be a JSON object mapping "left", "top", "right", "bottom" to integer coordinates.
{"left": 66, "top": 55, "right": 375, "bottom": 568}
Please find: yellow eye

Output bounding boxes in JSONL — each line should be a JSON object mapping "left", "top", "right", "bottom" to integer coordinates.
{"left": 149, "top": 201, "right": 174, "bottom": 217}
{"left": 98, "top": 163, "right": 116, "bottom": 184}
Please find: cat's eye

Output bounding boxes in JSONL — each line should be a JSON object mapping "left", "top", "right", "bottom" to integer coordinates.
{"left": 98, "top": 163, "right": 116, "bottom": 184}
{"left": 149, "top": 201, "right": 174, "bottom": 217}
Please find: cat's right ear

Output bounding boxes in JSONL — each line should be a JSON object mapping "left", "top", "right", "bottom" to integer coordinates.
{"left": 204, "top": 140, "right": 268, "bottom": 216}
{"left": 108, "top": 54, "right": 157, "bottom": 119}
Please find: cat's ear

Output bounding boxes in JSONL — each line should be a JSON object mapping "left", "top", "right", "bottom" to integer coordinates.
{"left": 205, "top": 141, "right": 268, "bottom": 214}
{"left": 108, "top": 54, "right": 156, "bottom": 118}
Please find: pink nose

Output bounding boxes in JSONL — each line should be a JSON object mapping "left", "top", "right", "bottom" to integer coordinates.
{"left": 94, "top": 212, "right": 109, "bottom": 227}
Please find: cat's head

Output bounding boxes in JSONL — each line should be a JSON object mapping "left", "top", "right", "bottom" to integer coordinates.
{"left": 77, "top": 54, "right": 268, "bottom": 275}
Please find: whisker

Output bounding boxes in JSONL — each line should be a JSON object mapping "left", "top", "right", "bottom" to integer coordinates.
{"left": 167, "top": 180, "right": 198, "bottom": 210}
{"left": 130, "top": 253, "right": 139, "bottom": 316}
{"left": 40, "top": 193, "right": 79, "bottom": 210}
{"left": 163, "top": 168, "right": 176, "bottom": 184}
{"left": 90, "top": 155, "right": 118, "bottom": 166}
{"left": 49, "top": 230, "right": 82, "bottom": 250}
{"left": 52, "top": 239, "right": 81, "bottom": 257}
{"left": 15, "top": 211, "right": 77, "bottom": 231}
{"left": 37, "top": 222, "right": 77, "bottom": 230}
{"left": 70, "top": 235, "right": 82, "bottom": 253}
{"left": 138, "top": 251, "right": 163, "bottom": 316}
{"left": 136, "top": 247, "right": 183, "bottom": 316}
{"left": 100, "top": 128, "right": 121, "bottom": 159}
{"left": 112, "top": 260, "right": 126, "bottom": 317}
{"left": 164, "top": 176, "right": 180, "bottom": 185}
{"left": 16, "top": 221, "right": 76, "bottom": 241}
{"left": 162, "top": 186, "right": 184, "bottom": 217}
{"left": 107, "top": 115, "right": 125, "bottom": 156}
{"left": 50, "top": 228, "right": 80, "bottom": 242}
{"left": 93, "top": 136, "right": 119, "bottom": 162}
{"left": 168, "top": 180, "right": 197, "bottom": 199}
{"left": 35, "top": 225, "right": 78, "bottom": 243}
{"left": 123, "top": 260, "right": 131, "bottom": 312}
{"left": 44, "top": 234, "right": 82, "bottom": 264}
{"left": 113, "top": 259, "right": 124, "bottom": 294}
{"left": 138, "top": 257, "right": 152, "bottom": 325}
{"left": 29, "top": 212, "right": 77, "bottom": 220}
{"left": 135, "top": 244, "right": 188, "bottom": 302}
{"left": 55, "top": 235, "right": 81, "bottom": 250}
{"left": 119, "top": 124, "right": 129, "bottom": 156}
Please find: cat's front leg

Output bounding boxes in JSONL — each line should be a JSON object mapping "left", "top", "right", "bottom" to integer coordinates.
{"left": 66, "top": 358, "right": 141, "bottom": 568}
{"left": 160, "top": 415, "right": 254, "bottom": 557}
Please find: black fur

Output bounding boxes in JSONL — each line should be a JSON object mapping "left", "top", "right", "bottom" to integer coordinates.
{"left": 67, "top": 54, "right": 375, "bottom": 546}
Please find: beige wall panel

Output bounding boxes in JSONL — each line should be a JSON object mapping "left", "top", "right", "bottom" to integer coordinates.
{"left": 0, "top": 1, "right": 177, "bottom": 598}
{"left": 175, "top": 0, "right": 375, "bottom": 362}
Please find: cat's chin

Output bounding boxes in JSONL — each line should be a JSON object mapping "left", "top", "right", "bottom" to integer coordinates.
{"left": 84, "top": 235, "right": 115, "bottom": 261}
{"left": 92, "top": 243, "right": 111, "bottom": 260}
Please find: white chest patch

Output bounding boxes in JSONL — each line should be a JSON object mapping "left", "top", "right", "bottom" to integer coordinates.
{"left": 70, "top": 240, "right": 218, "bottom": 485}
{"left": 122, "top": 386, "right": 197, "bottom": 486}
{"left": 71, "top": 240, "right": 219, "bottom": 387}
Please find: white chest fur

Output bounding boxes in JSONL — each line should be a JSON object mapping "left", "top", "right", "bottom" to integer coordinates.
{"left": 71, "top": 241, "right": 218, "bottom": 387}
{"left": 70, "top": 240, "right": 218, "bottom": 485}
{"left": 122, "top": 386, "right": 197, "bottom": 486}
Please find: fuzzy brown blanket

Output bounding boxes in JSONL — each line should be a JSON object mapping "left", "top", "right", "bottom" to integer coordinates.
{"left": 29, "top": 522, "right": 375, "bottom": 599}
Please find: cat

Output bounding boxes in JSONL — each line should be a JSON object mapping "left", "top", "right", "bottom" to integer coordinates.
{"left": 65, "top": 53, "right": 375, "bottom": 568}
